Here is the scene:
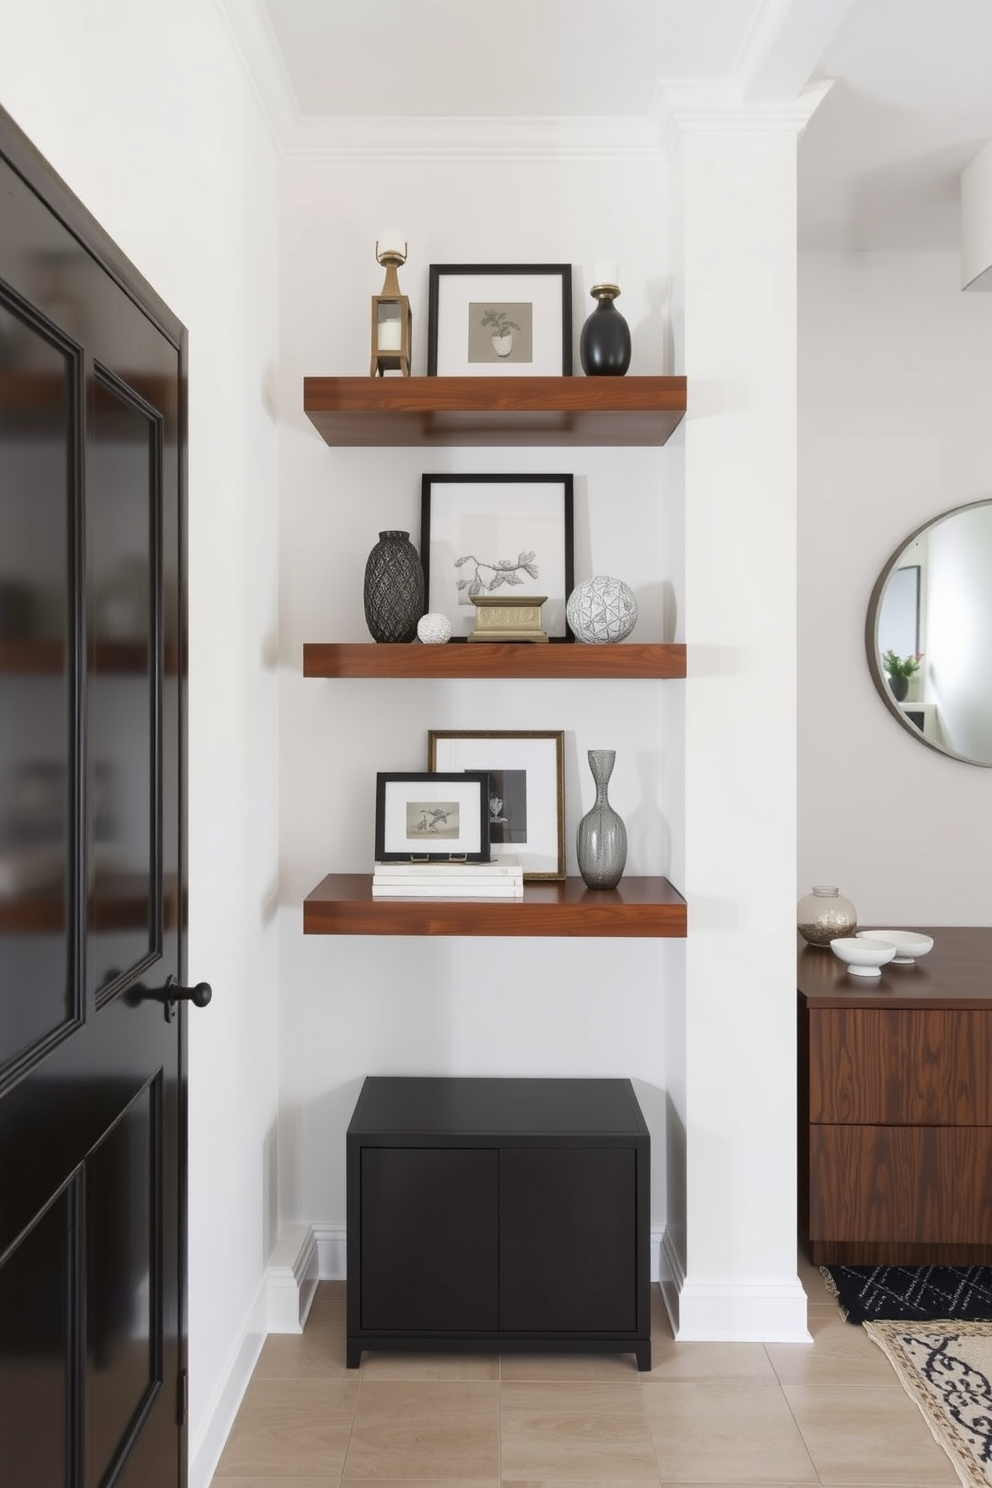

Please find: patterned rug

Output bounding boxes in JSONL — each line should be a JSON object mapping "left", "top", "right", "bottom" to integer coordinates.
{"left": 822, "top": 1265, "right": 992, "bottom": 1325}
{"left": 866, "top": 1320, "right": 992, "bottom": 1488}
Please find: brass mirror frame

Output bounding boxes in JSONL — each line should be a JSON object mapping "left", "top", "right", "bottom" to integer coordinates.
{"left": 865, "top": 497, "right": 992, "bottom": 767}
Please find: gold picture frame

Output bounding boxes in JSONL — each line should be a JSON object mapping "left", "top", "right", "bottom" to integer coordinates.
{"left": 427, "top": 730, "right": 565, "bottom": 880}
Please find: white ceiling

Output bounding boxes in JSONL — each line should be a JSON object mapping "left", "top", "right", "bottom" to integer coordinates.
{"left": 255, "top": 0, "right": 992, "bottom": 250}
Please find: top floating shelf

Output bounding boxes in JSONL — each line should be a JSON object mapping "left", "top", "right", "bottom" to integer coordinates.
{"left": 302, "top": 375, "right": 686, "bottom": 448}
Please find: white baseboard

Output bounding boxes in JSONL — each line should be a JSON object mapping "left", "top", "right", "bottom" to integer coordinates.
{"left": 657, "top": 1227, "right": 810, "bottom": 1342}
{"left": 188, "top": 1274, "right": 267, "bottom": 1488}
{"left": 658, "top": 1225, "right": 685, "bottom": 1335}
{"left": 267, "top": 1223, "right": 319, "bottom": 1333}
{"left": 312, "top": 1221, "right": 347, "bottom": 1279}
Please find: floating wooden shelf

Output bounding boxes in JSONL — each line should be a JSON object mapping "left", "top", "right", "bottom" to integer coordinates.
{"left": 303, "top": 874, "right": 686, "bottom": 938}
{"left": 302, "top": 375, "right": 686, "bottom": 447}
{"left": 303, "top": 641, "right": 685, "bottom": 681}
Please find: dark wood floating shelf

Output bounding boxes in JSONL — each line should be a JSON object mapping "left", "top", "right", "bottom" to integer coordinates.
{"left": 302, "top": 375, "right": 686, "bottom": 447}
{"left": 303, "top": 641, "right": 686, "bottom": 680}
{"left": 303, "top": 874, "right": 686, "bottom": 939}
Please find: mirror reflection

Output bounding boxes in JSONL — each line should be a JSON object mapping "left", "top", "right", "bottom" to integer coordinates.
{"left": 866, "top": 498, "right": 992, "bottom": 766}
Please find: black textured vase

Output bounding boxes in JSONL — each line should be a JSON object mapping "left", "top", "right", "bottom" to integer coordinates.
{"left": 888, "top": 673, "right": 909, "bottom": 702}
{"left": 363, "top": 530, "right": 424, "bottom": 643}
{"left": 579, "top": 296, "right": 631, "bottom": 376}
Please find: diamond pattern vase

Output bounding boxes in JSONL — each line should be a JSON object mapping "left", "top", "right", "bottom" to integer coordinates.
{"left": 363, "top": 530, "right": 424, "bottom": 643}
{"left": 566, "top": 575, "right": 637, "bottom": 643}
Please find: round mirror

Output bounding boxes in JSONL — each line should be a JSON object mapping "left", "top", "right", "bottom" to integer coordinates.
{"left": 866, "top": 498, "right": 992, "bottom": 766}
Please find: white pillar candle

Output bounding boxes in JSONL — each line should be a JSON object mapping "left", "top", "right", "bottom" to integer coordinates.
{"left": 593, "top": 260, "right": 620, "bottom": 288}
{"left": 378, "top": 319, "right": 402, "bottom": 351}
{"left": 377, "top": 229, "right": 406, "bottom": 257}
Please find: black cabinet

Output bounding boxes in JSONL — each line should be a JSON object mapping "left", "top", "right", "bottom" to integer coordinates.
{"left": 346, "top": 1076, "right": 651, "bottom": 1369}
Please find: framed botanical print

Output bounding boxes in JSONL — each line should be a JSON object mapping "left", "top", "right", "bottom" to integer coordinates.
{"left": 421, "top": 473, "right": 574, "bottom": 641}
{"left": 427, "top": 263, "right": 572, "bottom": 376}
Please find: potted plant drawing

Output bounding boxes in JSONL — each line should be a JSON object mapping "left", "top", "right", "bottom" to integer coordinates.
{"left": 882, "top": 649, "right": 923, "bottom": 702}
{"left": 481, "top": 306, "right": 520, "bottom": 358}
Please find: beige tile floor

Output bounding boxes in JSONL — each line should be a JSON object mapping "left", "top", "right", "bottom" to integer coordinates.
{"left": 211, "top": 1249, "right": 960, "bottom": 1488}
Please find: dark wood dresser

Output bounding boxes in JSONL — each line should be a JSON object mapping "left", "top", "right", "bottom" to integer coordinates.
{"left": 346, "top": 1075, "right": 651, "bottom": 1368}
{"left": 798, "top": 927, "right": 992, "bottom": 1264}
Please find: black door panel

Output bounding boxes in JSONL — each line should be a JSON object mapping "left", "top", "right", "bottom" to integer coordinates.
{"left": 0, "top": 104, "right": 187, "bottom": 1488}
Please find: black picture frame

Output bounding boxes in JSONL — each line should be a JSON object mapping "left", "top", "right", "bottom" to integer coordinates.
{"left": 420, "top": 473, "right": 574, "bottom": 642}
{"left": 374, "top": 771, "right": 491, "bottom": 862}
{"left": 427, "top": 263, "right": 572, "bottom": 376}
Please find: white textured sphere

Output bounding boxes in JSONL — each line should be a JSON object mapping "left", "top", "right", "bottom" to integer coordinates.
{"left": 417, "top": 612, "right": 452, "bottom": 645}
{"left": 566, "top": 576, "right": 637, "bottom": 643}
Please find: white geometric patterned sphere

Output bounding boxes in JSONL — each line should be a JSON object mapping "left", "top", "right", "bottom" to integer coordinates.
{"left": 417, "top": 611, "right": 452, "bottom": 645}
{"left": 566, "top": 576, "right": 637, "bottom": 643}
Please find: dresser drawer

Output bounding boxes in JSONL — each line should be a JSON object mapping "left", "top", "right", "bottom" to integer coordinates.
{"left": 808, "top": 1124, "right": 992, "bottom": 1245}
{"left": 808, "top": 1008, "right": 992, "bottom": 1125}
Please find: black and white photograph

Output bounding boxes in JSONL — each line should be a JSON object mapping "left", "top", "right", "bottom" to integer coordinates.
{"left": 427, "top": 731, "right": 564, "bottom": 879}
{"left": 374, "top": 771, "right": 490, "bottom": 862}
{"left": 421, "top": 473, "right": 574, "bottom": 641}
{"left": 427, "top": 264, "right": 572, "bottom": 376}
{"left": 406, "top": 799, "right": 460, "bottom": 839}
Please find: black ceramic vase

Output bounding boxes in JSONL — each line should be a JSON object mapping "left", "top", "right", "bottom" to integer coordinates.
{"left": 580, "top": 295, "right": 631, "bottom": 376}
{"left": 888, "top": 674, "right": 909, "bottom": 702}
{"left": 363, "top": 530, "right": 424, "bottom": 643}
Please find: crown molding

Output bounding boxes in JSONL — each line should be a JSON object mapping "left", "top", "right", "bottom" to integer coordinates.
{"left": 217, "top": 0, "right": 827, "bottom": 164}
{"left": 652, "top": 77, "right": 833, "bottom": 158}
{"left": 215, "top": 0, "right": 662, "bottom": 161}
{"left": 281, "top": 113, "right": 663, "bottom": 162}
{"left": 213, "top": 0, "right": 304, "bottom": 150}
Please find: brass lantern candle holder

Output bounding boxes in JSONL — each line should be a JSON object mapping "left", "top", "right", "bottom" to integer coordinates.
{"left": 371, "top": 232, "right": 411, "bottom": 377}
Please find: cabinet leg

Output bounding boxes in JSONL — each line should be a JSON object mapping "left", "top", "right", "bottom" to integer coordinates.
{"left": 635, "top": 1341, "right": 651, "bottom": 1371}
{"left": 346, "top": 1340, "right": 362, "bottom": 1369}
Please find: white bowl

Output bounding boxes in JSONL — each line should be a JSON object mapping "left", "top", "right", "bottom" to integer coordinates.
{"left": 857, "top": 929, "right": 934, "bottom": 965}
{"left": 830, "top": 937, "right": 898, "bottom": 976}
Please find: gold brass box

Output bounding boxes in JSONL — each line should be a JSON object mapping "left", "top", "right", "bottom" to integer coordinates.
{"left": 467, "top": 594, "right": 548, "bottom": 643}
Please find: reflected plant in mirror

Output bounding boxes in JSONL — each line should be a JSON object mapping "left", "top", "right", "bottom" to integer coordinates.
{"left": 866, "top": 498, "right": 992, "bottom": 765}
{"left": 882, "top": 649, "right": 923, "bottom": 702}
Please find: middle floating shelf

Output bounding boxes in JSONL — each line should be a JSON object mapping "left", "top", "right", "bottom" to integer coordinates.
{"left": 303, "top": 642, "right": 686, "bottom": 680}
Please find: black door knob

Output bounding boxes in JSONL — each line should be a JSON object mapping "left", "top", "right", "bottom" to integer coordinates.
{"left": 170, "top": 981, "right": 213, "bottom": 1007}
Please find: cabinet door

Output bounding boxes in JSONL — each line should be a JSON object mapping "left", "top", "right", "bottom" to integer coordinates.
{"left": 360, "top": 1148, "right": 498, "bottom": 1331}
{"left": 500, "top": 1148, "right": 637, "bottom": 1332}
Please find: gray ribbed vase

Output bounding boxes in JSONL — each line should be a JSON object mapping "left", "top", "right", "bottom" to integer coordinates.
{"left": 576, "top": 749, "right": 627, "bottom": 889}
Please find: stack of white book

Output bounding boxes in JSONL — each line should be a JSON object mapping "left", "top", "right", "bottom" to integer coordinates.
{"left": 371, "top": 855, "right": 524, "bottom": 898}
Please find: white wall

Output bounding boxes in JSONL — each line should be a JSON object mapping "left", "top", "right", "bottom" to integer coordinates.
{"left": 277, "top": 153, "right": 683, "bottom": 1264}
{"left": 799, "top": 251, "right": 992, "bottom": 923}
{"left": 0, "top": 3, "right": 282, "bottom": 1483}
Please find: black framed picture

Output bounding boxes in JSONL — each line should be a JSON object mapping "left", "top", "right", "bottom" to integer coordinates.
{"left": 420, "top": 473, "right": 574, "bottom": 641}
{"left": 374, "top": 771, "right": 491, "bottom": 862}
{"left": 427, "top": 263, "right": 572, "bottom": 376}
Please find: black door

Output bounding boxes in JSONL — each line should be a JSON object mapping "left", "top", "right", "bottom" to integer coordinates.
{"left": 0, "top": 106, "right": 190, "bottom": 1487}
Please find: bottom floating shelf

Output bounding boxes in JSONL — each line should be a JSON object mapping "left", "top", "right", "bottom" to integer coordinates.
{"left": 303, "top": 874, "right": 686, "bottom": 938}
